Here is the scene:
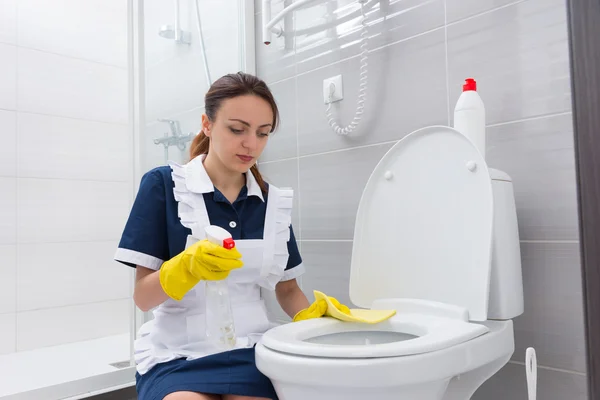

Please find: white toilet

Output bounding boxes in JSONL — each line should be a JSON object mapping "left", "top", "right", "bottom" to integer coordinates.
{"left": 255, "top": 126, "right": 524, "bottom": 400}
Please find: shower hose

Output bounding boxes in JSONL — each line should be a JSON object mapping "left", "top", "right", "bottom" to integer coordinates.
{"left": 325, "top": 0, "right": 369, "bottom": 136}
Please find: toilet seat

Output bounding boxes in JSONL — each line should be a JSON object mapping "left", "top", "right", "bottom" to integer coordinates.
{"left": 261, "top": 300, "right": 489, "bottom": 359}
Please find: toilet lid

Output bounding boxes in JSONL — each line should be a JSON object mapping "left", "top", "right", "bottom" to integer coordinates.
{"left": 350, "top": 126, "right": 493, "bottom": 321}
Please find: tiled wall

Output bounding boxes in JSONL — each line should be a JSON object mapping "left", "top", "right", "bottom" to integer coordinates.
{"left": 255, "top": 0, "right": 586, "bottom": 398}
{"left": 0, "top": 0, "right": 132, "bottom": 353}
{"left": 141, "top": 0, "right": 243, "bottom": 171}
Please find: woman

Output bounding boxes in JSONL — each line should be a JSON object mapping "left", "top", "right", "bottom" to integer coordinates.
{"left": 114, "top": 72, "right": 341, "bottom": 400}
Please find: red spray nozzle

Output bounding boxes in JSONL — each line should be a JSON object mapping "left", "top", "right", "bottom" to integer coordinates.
{"left": 222, "top": 238, "right": 235, "bottom": 249}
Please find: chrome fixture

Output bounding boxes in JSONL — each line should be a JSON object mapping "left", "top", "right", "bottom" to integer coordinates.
{"left": 158, "top": 0, "right": 191, "bottom": 45}
{"left": 154, "top": 118, "right": 195, "bottom": 161}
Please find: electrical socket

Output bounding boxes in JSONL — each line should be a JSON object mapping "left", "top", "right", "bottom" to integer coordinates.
{"left": 323, "top": 75, "right": 343, "bottom": 104}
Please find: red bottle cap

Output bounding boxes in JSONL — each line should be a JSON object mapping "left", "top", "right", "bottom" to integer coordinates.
{"left": 463, "top": 78, "right": 477, "bottom": 92}
{"left": 222, "top": 238, "right": 236, "bottom": 249}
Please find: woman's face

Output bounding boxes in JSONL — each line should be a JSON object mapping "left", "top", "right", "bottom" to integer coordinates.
{"left": 203, "top": 94, "right": 273, "bottom": 173}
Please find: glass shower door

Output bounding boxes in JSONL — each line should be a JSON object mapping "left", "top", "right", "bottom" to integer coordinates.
{"left": 131, "top": 0, "right": 256, "bottom": 334}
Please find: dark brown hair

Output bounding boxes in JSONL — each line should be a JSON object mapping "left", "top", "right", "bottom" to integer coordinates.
{"left": 190, "top": 72, "right": 279, "bottom": 193}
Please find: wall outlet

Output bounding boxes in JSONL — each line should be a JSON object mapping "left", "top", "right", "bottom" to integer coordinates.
{"left": 323, "top": 75, "right": 344, "bottom": 104}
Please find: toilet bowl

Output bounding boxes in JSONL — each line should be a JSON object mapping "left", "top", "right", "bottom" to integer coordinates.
{"left": 256, "top": 126, "right": 523, "bottom": 400}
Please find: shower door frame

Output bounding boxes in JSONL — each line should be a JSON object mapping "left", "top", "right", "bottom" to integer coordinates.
{"left": 128, "top": 0, "right": 257, "bottom": 358}
{"left": 566, "top": 0, "right": 600, "bottom": 398}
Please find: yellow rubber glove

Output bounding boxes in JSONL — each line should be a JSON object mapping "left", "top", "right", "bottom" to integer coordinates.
{"left": 159, "top": 239, "right": 243, "bottom": 301}
{"left": 293, "top": 294, "right": 351, "bottom": 322}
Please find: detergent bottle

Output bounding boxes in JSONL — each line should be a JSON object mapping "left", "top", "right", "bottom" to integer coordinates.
{"left": 453, "top": 78, "right": 486, "bottom": 158}
{"left": 204, "top": 225, "right": 237, "bottom": 348}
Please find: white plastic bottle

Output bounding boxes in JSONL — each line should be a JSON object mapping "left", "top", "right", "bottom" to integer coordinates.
{"left": 204, "top": 225, "right": 237, "bottom": 349}
{"left": 453, "top": 78, "right": 486, "bottom": 158}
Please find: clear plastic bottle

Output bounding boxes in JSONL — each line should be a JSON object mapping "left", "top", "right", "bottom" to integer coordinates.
{"left": 204, "top": 225, "right": 237, "bottom": 348}
{"left": 453, "top": 78, "right": 486, "bottom": 158}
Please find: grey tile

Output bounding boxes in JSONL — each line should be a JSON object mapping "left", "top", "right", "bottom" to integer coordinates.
{"left": 486, "top": 113, "right": 578, "bottom": 240}
{"left": 294, "top": 0, "right": 445, "bottom": 75}
{"left": 299, "top": 143, "right": 393, "bottom": 240}
{"left": 473, "top": 362, "right": 587, "bottom": 400}
{"left": 259, "top": 158, "right": 300, "bottom": 231}
{"left": 447, "top": 0, "right": 572, "bottom": 126}
{"left": 511, "top": 242, "right": 586, "bottom": 373}
{"left": 299, "top": 241, "right": 354, "bottom": 307}
{"left": 446, "top": 0, "right": 524, "bottom": 24}
{"left": 297, "top": 28, "right": 447, "bottom": 156}
{"left": 261, "top": 78, "right": 298, "bottom": 162}
{"left": 255, "top": 9, "right": 296, "bottom": 83}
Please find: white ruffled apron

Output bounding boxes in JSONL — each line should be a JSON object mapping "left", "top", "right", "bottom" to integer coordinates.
{"left": 134, "top": 160, "right": 293, "bottom": 375}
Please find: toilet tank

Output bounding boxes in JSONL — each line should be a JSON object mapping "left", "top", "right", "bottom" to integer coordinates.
{"left": 488, "top": 168, "right": 524, "bottom": 320}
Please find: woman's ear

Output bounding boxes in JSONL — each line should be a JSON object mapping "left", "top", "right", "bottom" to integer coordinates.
{"left": 201, "top": 114, "right": 211, "bottom": 137}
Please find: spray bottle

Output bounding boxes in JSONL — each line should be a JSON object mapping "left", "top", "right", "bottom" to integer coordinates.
{"left": 204, "top": 225, "right": 237, "bottom": 348}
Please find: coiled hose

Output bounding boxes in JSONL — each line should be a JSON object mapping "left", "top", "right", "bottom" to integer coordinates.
{"left": 325, "top": 0, "right": 369, "bottom": 136}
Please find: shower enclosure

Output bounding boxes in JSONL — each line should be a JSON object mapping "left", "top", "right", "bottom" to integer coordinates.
{"left": 0, "top": 1, "right": 254, "bottom": 399}
{"left": 132, "top": 0, "right": 255, "bottom": 336}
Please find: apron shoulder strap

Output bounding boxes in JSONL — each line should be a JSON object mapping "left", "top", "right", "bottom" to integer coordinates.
{"left": 168, "top": 161, "right": 210, "bottom": 239}
{"left": 259, "top": 184, "right": 294, "bottom": 290}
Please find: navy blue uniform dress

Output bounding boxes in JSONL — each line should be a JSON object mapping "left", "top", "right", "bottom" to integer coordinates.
{"left": 115, "top": 166, "right": 304, "bottom": 400}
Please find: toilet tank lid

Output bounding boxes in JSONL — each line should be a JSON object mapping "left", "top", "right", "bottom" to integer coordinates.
{"left": 489, "top": 168, "right": 512, "bottom": 182}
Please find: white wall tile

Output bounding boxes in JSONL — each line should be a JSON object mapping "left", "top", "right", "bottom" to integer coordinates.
{"left": 17, "top": 113, "right": 131, "bottom": 181}
{"left": 17, "top": 241, "right": 130, "bottom": 312}
{"left": 259, "top": 78, "right": 297, "bottom": 162}
{"left": 16, "top": 299, "right": 130, "bottom": 351}
{"left": 17, "top": 179, "right": 131, "bottom": 244}
{"left": 0, "top": 43, "right": 17, "bottom": 110}
{"left": 0, "top": 245, "right": 16, "bottom": 314}
{"left": 0, "top": 313, "right": 16, "bottom": 355}
{"left": 17, "top": 48, "right": 128, "bottom": 124}
{"left": 0, "top": 0, "right": 17, "bottom": 45}
{"left": 17, "top": 0, "right": 128, "bottom": 68}
{"left": 0, "top": 177, "right": 16, "bottom": 244}
{"left": 0, "top": 110, "right": 16, "bottom": 176}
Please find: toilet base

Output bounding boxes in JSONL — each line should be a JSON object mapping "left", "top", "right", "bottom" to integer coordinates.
{"left": 442, "top": 354, "right": 511, "bottom": 399}
{"left": 272, "top": 380, "right": 451, "bottom": 400}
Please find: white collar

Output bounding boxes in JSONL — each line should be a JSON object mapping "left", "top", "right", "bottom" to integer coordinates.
{"left": 185, "top": 154, "right": 264, "bottom": 202}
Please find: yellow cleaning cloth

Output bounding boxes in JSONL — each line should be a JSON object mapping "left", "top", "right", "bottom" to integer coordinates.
{"left": 314, "top": 290, "right": 396, "bottom": 324}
